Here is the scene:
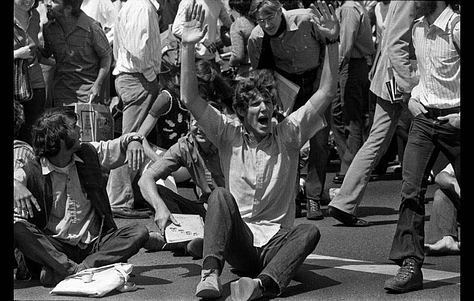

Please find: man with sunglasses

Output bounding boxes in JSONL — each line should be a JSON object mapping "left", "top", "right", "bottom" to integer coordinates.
{"left": 248, "top": 0, "right": 332, "bottom": 221}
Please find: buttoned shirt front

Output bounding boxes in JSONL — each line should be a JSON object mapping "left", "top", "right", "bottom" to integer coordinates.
{"left": 197, "top": 101, "right": 326, "bottom": 247}
{"left": 43, "top": 11, "right": 112, "bottom": 105}
{"left": 411, "top": 6, "right": 460, "bottom": 109}
{"left": 113, "top": 0, "right": 162, "bottom": 82}
{"left": 14, "top": 133, "right": 139, "bottom": 246}
{"left": 248, "top": 8, "right": 324, "bottom": 75}
{"left": 149, "top": 133, "right": 225, "bottom": 202}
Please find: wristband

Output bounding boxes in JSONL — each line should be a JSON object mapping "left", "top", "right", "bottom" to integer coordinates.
{"left": 325, "top": 37, "right": 340, "bottom": 45}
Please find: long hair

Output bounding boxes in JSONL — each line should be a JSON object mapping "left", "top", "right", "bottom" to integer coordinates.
{"left": 232, "top": 69, "right": 279, "bottom": 120}
{"left": 32, "top": 107, "right": 78, "bottom": 158}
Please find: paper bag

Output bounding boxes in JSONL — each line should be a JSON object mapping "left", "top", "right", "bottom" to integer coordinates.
{"left": 72, "top": 103, "right": 114, "bottom": 142}
{"left": 50, "top": 263, "right": 133, "bottom": 298}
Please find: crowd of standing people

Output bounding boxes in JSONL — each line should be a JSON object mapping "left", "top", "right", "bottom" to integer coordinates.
{"left": 13, "top": 0, "right": 460, "bottom": 299}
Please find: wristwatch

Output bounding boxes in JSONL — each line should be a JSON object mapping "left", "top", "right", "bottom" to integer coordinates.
{"left": 127, "top": 133, "right": 144, "bottom": 144}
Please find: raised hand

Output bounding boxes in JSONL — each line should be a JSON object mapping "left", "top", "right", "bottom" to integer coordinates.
{"left": 182, "top": 1, "right": 208, "bottom": 46}
{"left": 310, "top": 0, "right": 340, "bottom": 41}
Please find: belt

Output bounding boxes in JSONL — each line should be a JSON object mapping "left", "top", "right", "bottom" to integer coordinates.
{"left": 276, "top": 67, "right": 318, "bottom": 84}
{"left": 424, "top": 106, "right": 460, "bottom": 119}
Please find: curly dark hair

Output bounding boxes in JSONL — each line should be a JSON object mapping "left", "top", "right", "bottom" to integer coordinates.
{"left": 32, "top": 107, "right": 79, "bottom": 158}
{"left": 14, "top": 100, "right": 25, "bottom": 138}
{"left": 232, "top": 69, "right": 279, "bottom": 120}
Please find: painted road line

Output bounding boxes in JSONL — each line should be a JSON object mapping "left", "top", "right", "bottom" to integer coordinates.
{"left": 306, "top": 254, "right": 460, "bottom": 284}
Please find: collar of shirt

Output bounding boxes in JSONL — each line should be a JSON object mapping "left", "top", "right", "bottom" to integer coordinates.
{"left": 40, "top": 154, "right": 84, "bottom": 176}
{"left": 282, "top": 8, "right": 300, "bottom": 33}
{"left": 420, "top": 5, "right": 455, "bottom": 33}
{"left": 149, "top": 0, "right": 160, "bottom": 12}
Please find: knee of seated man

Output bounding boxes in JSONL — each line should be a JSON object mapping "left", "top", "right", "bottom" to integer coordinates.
{"left": 294, "top": 224, "right": 321, "bottom": 246}
{"left": 207, "top": 187, "right": 234, "bottom": 206}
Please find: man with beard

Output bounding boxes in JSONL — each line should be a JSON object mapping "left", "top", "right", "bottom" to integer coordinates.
{"left": 384, "top": 0, "right": 460, "bottom": 293}
{"left": 42, "top": 0, "right": 112, "bottom": 106}
{"left": 13, "top": 107, "right": 150, "bottom": 287}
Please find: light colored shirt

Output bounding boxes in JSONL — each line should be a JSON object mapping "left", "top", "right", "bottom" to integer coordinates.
{"left": 337, "top": 1, "right": 375, "bottom": 64}
{"left": 172, "top": 0, "right": 232, "bottom": 61}
{"left": 411, "top": 6, "right": 460, "bottom": 109}
{"left": 248, "top": 8, "right": 324, "bottom": 75}
{"left": 113, "top": 0, "right": 162, "bottom": 82}
{"left": 197, "top": 101, "right": 326, "bottom": 247}
{"left": 81, "top": 0, "right": 118, "bottom": 44}
{"left": 14, "top": 133, "right": 138, "bottom": 247}
{"left": 149, "top": 133, "right": 225, "bottom": 202}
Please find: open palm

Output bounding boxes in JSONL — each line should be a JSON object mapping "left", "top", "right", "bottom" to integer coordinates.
{"left": 310, "top": 0, "right": 340, "bottom": 41}
{"left": 182, "top": 3, "right": 208, "bottom": 45}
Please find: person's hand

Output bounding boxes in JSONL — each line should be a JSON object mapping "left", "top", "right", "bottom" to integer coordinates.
{"left": 310, "top": 0, "right": 340, "bottom": 41}
{"left": 182, "top": 1, "right": 208, "bottom": 46}
{"left": 87, "top": 83, "right": 102, "bottom": 103}
{"left": 125, "top": 141, "right": 145, "bottom": 171}
{"left": 14, "top": 179, "right": 41, "bottom": 219}
{"left": 153, "top": 208, "right": 180, "bottom": 236}
{"left": 438, "top": 113, "right": 460, "bottom": 129}
{"left": 15, "top": 45, "right": 34, "bottom": 60}
{"left": 407, "top": 98, "right": 427, "bottom": 117}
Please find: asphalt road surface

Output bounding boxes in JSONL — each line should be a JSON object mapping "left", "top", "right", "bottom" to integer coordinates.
{"left": 14, "top": 161, "right": 461, "bottom": 301}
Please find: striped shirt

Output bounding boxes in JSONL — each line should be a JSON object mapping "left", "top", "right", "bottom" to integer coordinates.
{"left": 43, "top": 11, "right": 112, "bottom": 105}
{"left": 113, "top": 0, "right": 162, "bottom": 82}
{"left": 411, "top": 6, "right": 460, "bottom": 109}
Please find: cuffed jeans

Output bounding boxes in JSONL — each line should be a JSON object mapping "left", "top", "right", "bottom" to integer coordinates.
{"left": 14, "top": 220, "right": 148, "bottom": 282}
{"left": 329, "top": 97, "right": 403, "bottom": 214}
{"left": 203, "top": 187, "right": 321, "bottom": 294}
{"left": 389, "top": 112, "right": 460, "bottom": 266}
{"left": 107, "top": 73, "right": 160, "bottom": 209}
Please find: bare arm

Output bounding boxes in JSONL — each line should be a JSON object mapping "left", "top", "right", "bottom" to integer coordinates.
{"left": 180, "top": 3, "right": 211, "bottom": 121}
{"left": 307, "top": 1, "right": 340, "bottom": 115}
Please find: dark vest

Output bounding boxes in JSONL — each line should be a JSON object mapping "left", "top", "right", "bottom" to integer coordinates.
{"left": 22, "top": 143, "right": 117, "bottom": 234}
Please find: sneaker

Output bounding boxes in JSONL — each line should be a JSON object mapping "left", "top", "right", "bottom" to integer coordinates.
{"left": 306, "top": 199, "right": 324, "bottom": 220}
{"left": 230, "top": 277, "right": 264, "bottom": 301}
{"left": 186, "top": 237, "right": 203, "bottom": 259}
{"left": 384, "top": 258, "right": 423, "bottom": 293}
{"left": 195, "top": 269, "right": 222, "bottom": 298}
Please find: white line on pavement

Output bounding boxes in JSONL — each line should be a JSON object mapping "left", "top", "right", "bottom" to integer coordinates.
{"left": 305, "top": 254, "right": 460, "bottom": 284}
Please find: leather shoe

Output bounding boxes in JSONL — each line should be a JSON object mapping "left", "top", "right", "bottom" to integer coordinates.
{"left": 327, "top": 206, "right": 371, "bottom": 227}
{"left": 112, "top": 207, "right": 151, "bottom": 219}
{"left": 333, "top": 174, "right": 345, "bottom": 184}
{"left": 384, "top": 258, "right": 423, "bottom": 293}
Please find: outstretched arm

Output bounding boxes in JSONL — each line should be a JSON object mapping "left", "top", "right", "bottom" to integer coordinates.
{"left": 180, "top": 2, "right": 210, "bottom": 121}
{"left": 307, "top": 1, "right": 340, "bottom": 114}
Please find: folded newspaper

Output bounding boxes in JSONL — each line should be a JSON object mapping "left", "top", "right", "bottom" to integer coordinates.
{"left": 165, "top": 214, "right": 204, "bottom": 243}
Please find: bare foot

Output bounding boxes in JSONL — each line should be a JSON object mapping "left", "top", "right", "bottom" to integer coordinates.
{"left": 424, "top": 236, "right": 460, "bottom": 256}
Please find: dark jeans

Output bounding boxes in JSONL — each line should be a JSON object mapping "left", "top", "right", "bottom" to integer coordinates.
{"left": 203, "top": 187, "right": 321, "bottom": 294}
{"left": 281, "top": 67, "right": 330, "bottom": 201}
{"left": 14, "top": 221, "right": 148, "bottom": 281}
{"left": 389, "top": 112, "right": 461, "bottom": 266}
{"left": 157, "top": 185, "right": 207, "bottom": 221}
{"left": 332, "top": 58, "right": 370, "bottom": 175}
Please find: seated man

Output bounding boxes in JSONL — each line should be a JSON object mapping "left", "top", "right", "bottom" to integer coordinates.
{"left": 13, "top": 107, "right": 150, "bottom": 287}
{"left": 138, "top": 102, "right": 228, "bottom": 258}
{"left": 424, "top": 164, "right": 460, "bottom": 255}
{"left": 179, "top": 2, "right": 339, "bottom": 299}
